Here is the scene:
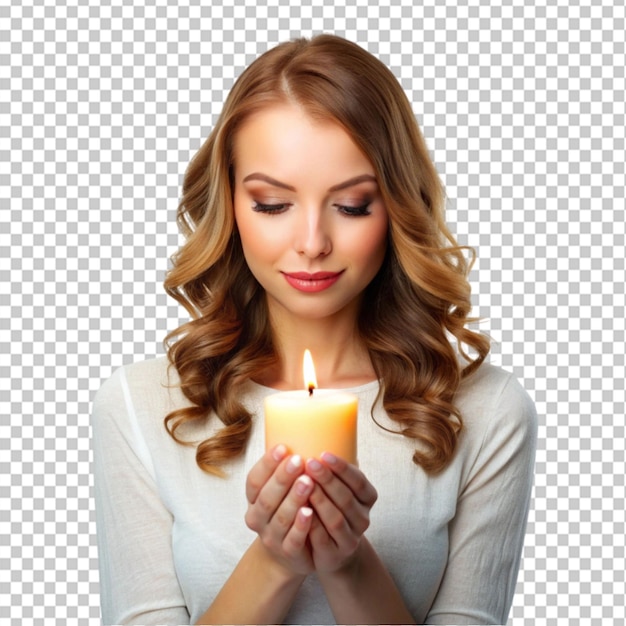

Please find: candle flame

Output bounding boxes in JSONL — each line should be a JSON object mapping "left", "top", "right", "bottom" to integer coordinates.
{"left": 303, "top": 349, "right": 317, "bottom": 396}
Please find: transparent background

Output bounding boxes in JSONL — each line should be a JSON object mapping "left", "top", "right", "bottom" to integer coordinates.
{"left": 2, "top": 0, "right": 625, "bottom": 623}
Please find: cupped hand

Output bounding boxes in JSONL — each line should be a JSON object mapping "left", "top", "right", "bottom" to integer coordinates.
{"left": 245, "top": 445, "right": 316, "bottom": 576}
{"left": 304, "top": 452, "right": 378, "bottom": 573}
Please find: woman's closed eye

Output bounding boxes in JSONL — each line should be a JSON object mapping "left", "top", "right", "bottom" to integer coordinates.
{"left": 252, "top": 202, "right": 292, "bottom": 214}
{"left": 334, "top": 202, "right": 372, "bottom": 217}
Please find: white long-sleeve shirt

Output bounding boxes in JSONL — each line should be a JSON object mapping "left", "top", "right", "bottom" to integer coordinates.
{"left": 91, "top": 356, "right": 537, "bottom": 625}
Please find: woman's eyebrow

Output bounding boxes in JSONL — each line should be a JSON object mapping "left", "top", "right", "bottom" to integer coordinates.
{"left": 242, "top": 173, "right": 296, "bottom": 191}
{"left": 242, "top": 172, "right": 377, "bottom": 192}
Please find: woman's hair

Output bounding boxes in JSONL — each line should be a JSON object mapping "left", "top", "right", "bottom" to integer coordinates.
{"left": 163, "top": 34, "right": 490, "bottom": 475}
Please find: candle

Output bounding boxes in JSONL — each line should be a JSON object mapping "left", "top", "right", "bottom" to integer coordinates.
{"left": 264, "top": 350, "right": 358, "bottom": 463}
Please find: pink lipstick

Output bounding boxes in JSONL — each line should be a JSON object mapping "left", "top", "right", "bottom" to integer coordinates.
{"left": 282, "top": 271, "right": 344, "bottom": 293}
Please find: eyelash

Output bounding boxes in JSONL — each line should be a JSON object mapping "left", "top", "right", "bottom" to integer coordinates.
{"left": 252, "top": 202, "right": 290, "bottom": 214}
{"left": 337, "top": 202, "right": 371, "bottom": 217}
{"left": 251, "top": 202, "right": 372, "bottom": 217}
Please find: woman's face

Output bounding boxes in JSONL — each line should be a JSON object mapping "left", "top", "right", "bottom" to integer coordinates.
{"left": 232, "top": 103, "right": 388, "bottom": 325}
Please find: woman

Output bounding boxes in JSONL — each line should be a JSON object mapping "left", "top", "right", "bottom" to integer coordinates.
{"left": 92, "top": 34, "right": 537, "bottom": 625}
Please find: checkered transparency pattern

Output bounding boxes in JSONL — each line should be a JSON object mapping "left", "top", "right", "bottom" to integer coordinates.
{"left": 2, "top": 0, "right": 624, "bottom": 624}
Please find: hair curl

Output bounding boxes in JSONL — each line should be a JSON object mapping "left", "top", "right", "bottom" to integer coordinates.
{"left": 163, "top": 35, "right": 490, "bottom": 476}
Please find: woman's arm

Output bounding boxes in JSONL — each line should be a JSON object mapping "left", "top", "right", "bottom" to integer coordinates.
{"left": 304, "top": 453, "right": 416, "bottom": 624}
{"left": 194, "top": 537, "right": 306, "bottom": 625}
{"left": 317, "top": 537, "right": 417, "bottom": 624}
{"left": 425, "top": 374, "right": 538, "bottom": 624}
{"left": 196, "top": 446, "right": 316, "bottom": 625}
{"left": 94, "top": 369, "right": 315, "bottom": 625}
{"left": 92, "top": 368, "right": 190, "bottom": 625}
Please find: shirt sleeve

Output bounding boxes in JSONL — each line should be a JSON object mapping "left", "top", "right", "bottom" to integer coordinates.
{"left": 425, "top": 373, "right": 538, "bottom": 625}
{"left": 91, "top": 366, "right": 191, "bottom": 625}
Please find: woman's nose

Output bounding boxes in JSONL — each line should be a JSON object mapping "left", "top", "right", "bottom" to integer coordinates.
{"left": 293, "top": 208, "right": 332, "bottom": 258}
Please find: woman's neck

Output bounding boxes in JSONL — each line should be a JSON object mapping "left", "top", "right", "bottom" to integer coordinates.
{"left": 257, "top": 310, "right": 377, "bottom": 391}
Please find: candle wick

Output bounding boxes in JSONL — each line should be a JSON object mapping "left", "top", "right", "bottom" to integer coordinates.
{"left": 308, "top": 385, "right": 314, "bottom": 397}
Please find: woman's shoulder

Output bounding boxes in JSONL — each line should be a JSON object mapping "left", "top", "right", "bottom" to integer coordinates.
{"left": 449, "top": 360, "right": 538, "bottom": 485}
{"left": 458, "top": 360, "right": 534, "bottom": 407}
{"left": 455, "top": 360, "right": 538, "bottom": 443}
{"left": 92, "top": 356, "right": 182, "bottom": 417}
{"left": 121, "top": 354, "right": 177, "bottom": 386}
{"left": 94, "top": 354, "right": 173, "bottom": 391}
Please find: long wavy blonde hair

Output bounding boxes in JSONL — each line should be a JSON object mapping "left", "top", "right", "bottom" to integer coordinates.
{"left": 163, "top": 34, "right": 490, "bottom": 475}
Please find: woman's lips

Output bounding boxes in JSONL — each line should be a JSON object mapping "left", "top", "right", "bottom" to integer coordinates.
{"left": 282, "top": 271, "right": 344, "bottom": 293}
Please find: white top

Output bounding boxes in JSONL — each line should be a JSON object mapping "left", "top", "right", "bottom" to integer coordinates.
{"left": 91, "top": 356, "right": 537, "bottom": 625}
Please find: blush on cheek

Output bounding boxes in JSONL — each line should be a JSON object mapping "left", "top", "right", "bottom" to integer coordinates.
{"left": 356, "top": 222, "right": 388, "bottom": 255}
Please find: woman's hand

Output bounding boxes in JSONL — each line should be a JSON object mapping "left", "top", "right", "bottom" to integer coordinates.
{"left": 245, "top": 445, "right": 316, "bottom": 576}
{"left": 304, "top": 452, "right": 378, "bottom": 573}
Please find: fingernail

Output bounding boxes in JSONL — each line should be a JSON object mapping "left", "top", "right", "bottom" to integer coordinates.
{"left": 286, "top": 454, "right": 302, "bottom": 474}
{"left": 272, "top": 444, "right": 287, "bottom": 462}
{"left": 321, "top": 452, "right": 337, "bottom": 464}
{"left": 295, "top": 475, "right": 313, "bottom": 496}
{"left": 299, "top": 507, "right": 313, "bottom": 521}
{"left": 307, "top": 458, "right": 322, "bottom": 473}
